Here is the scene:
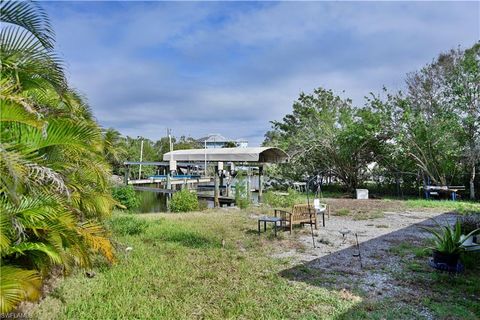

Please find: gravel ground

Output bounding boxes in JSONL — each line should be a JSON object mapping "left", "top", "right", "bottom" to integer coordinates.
{"left": 261, "top": 200, "right": 458, "bottom": 301}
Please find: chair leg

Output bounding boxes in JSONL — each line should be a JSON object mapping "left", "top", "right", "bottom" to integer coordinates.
{"left": 289, "top": 219, "right": 293, "bottom": 234}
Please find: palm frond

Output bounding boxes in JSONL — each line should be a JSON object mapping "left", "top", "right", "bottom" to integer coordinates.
{"left": 0, "top": 99, "right": 44, "bottom": 128}
{"left": 0, "top": 25, "right": 66, "bottom": 93}
{"left": 4, "top": 242, "right": 62, "bottom": 264}
{"left": 77, "top": 221, "right": 116, "bottom": 264}
{"left": 0, "top": 0, "right": 55, "bottom": 49}
{"left": 0, "top": 210, "right": 13, "bottom": 253}
{"left": 0, "top": 265, "right": 41, "bottom": 313}
{"left": 12, "top": 119, "right": 100, "bottom": 152}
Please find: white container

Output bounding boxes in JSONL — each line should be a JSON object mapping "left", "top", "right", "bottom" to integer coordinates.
{"left": 356, "top": 189, "right": 369, "bottom": 200}
{"left": 461, "top": 235, "right": 474, "bottom": 246}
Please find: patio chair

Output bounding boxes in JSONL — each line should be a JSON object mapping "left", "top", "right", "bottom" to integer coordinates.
{"left": 274, "top": 204, "right": 317, "bottom": 234}
{"left": 313, "top": 198, "right": 330, "bottom": 227}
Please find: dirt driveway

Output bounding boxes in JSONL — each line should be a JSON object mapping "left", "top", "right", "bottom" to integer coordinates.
{"left": 257, "top": 200, "right": 460, "bottom": 308}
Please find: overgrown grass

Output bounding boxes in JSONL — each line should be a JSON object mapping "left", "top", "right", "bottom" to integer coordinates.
{"left": 27, "top": 210, "right": 480, "bottom": 319}
{"left": 107, "top": 215, "right": 149, "bottom": 236}
{"left": 405, "top": 199, "right": 480, "bottom": 214}
{"left": 29, "top": 211, "right": 358, "bottom": 319}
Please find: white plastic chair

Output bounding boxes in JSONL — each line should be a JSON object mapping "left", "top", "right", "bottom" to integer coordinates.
{"left": 313, "top": 198, "right": 329, "bottom": 227}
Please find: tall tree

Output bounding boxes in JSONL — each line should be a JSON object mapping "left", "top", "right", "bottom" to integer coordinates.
{"left": 265, "top": 88, "right": 385, "bottom": 191}
{"left": 445, "top": 43, "right": 480, "bottom": 199}
{"left": 102, "top": 128, "right": 127, "bottom": 175}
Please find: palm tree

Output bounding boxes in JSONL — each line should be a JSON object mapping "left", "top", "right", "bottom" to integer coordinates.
{"left": 1, "top": 0, "right": 115, "bottom": 312}
{"left": 103, "top": 128, "right": 128, "bottom": 174}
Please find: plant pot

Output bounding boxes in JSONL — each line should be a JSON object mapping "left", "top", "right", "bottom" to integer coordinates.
{"left": 433, "top": 250, "right": 459, "bottom": 268}
{"left": 461, "top": 234, "right": 474, "bottom": 246}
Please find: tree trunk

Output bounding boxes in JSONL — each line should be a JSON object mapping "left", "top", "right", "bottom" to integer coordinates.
{"left": 470, "top": 163, "right": 476, "bottom": 200}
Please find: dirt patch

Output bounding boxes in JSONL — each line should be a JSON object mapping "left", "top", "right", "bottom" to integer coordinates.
{"left": 325, "top": 198, "right": 406, "bottom": 215}
{"left": 269, "top": 208, "right": 458, "bottom": 301}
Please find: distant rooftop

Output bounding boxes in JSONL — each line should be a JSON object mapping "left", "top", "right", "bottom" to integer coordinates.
{"left": 197, "top": 133, "right": 229, "bottom": 143}
{"left": 197, "top": 133, "right": 247, "bottom": 143}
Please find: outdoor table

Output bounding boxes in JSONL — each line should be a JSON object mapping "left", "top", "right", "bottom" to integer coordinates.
{"left": 258, "top": 216, "right": 282, "bottom": 237}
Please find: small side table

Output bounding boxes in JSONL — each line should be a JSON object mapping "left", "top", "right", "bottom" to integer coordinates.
{"left": 258, "top": 217, "right": 282, "bottom": 237}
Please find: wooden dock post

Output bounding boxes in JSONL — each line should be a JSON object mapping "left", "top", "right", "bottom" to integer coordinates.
{"left": 246, "top": 168, "right": 251, "bottom": 202}
{"left": 258, "top": 165, "right": 264, "bottom": 203}
{"left": 214, "top": 166, "right": 220, "bottom": 208}
{"left": 124, "top": 165, "right": 130, "bottom": 185}
{"left": 166, "top": 173, "right": 172, "bottom": 212}
{"left": 219, "top": 173, "right": 224, "bottom": 196}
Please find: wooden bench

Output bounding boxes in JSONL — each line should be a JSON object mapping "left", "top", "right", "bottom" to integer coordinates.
{"left": 274, "top": 204, "right": 317, "bottom": 234}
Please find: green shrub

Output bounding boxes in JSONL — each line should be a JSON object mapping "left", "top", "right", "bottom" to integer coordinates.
{"left": 235, "top": 171, "right": 250, "bottom": 209}
{"left": 169, "top": 189, "right": 199, "bottom": 212}
{"left": 263, "top": 188, "right": 299, "bottom": 208}
{"left": 284, "top": 189, "right": 300, "bottom": 207}
{"left": 109, "top": 216, "right": 149, "bottom": 236}
{"left": 112, "top": 185, "right": 140, "bottom": 210}
{"left": 263, "top": 191, "right": 279, "bottom": 207}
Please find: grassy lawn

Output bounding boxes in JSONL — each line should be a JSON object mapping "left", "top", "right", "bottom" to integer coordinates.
{"left": 29, "top": 211, "right": 357, "bottom": 319}
{"left": 27, "top": 204, "right": 480, "bottom": 319}
{"left": 404, "top": 199, "right": 480, "bottom": 214}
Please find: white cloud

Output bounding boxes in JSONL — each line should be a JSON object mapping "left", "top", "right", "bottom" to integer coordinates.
{"left": 46, "top": 1, "right": 479, "bottom": 146}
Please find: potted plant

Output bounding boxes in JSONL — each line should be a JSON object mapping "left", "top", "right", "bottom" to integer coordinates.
{"left": 421, "top": 220, "right": 480, "bottom": 268}
{"left": 459, "top": 214, "right": 480, "bottom": 246}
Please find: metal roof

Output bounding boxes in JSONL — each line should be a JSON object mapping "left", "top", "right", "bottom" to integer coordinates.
{"left": 163, "top": 147, "right": 288, "bottom": 163}
{"left": 196, "top": 133, "right": 230, "bottom": 143}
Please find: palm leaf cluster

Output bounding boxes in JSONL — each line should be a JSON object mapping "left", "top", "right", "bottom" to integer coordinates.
{"left": 1, "top": 1, "right": 115, "bottom": 313}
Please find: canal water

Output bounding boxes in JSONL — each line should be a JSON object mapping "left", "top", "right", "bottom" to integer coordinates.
{"left": 134, "top": 190, "right": 168, "bottom": 213}
{"left": 134, "top": 189, "right": 259, "bottom": 213}
{"left": 134, "top": 176, "right": 261, "bottom": 213}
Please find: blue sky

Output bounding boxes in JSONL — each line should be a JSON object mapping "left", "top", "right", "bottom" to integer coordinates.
{"left": 44, "top": 1, "right": 479, "bottom": 146}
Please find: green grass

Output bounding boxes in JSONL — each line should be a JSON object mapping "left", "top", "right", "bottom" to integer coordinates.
{"left": 389, "top": 242, "right": 429, "bottom": 259}
{"left": 28, "top": 210, "right": 480, "bottom": 319}
{"left": 388, "top": 242, "right": 480, "bottom": 319}
{"left": 405, "top": 199, "right": 480, "bottom": 214}
{"left": 29, "top": 211, "right": 358, "bottom": 319}
{"left": 335, "top": 208, "right": 350, "bottom": 216}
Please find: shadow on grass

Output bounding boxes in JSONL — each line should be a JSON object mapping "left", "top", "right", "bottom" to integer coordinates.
{"left": 278, "top": 213, "right": 480, "bottom": 319}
